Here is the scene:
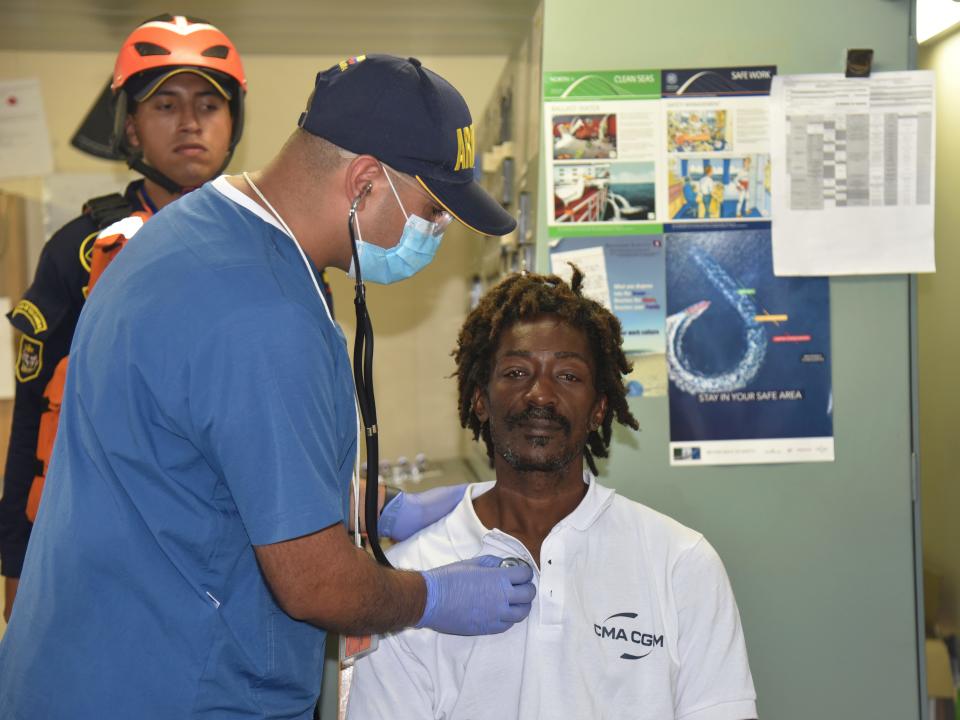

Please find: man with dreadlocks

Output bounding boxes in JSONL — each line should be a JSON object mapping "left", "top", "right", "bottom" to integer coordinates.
{"left": 347, "top": 267, "right": 757, "bottom": 720}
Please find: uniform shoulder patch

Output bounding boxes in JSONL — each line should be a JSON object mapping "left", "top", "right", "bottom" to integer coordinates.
{"left": 16, "top": 336, "right": 43, "bottom": 383}
{"left": 11, "top": 299, "right": 48, "bottom": 334}
{"left": 79, "top": 230, "right": 99, "bottom": 272}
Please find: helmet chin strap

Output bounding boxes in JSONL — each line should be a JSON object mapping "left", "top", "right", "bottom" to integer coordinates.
{"left": 128, "top": 156, "right": 183, "bottom": 195}
{"left": 128, "top": 149, "right": 236, "bottom": 197}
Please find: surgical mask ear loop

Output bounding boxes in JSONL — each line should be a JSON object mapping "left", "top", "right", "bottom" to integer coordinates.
{"left": 381, "top": 164, "right": 409, "bottom": 219}
{"left": 348, "top": 183, "right": 391, "bottom": 567}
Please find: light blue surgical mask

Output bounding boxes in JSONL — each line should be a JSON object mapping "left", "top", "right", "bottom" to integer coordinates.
{"left": 349, "top": 165, "right": 451, "bottom": 285}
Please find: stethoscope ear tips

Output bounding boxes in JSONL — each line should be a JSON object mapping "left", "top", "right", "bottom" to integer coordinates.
{"left": 353, "top": 183, "right": 373, "bottom": 209}
{"left": 351, "top": 183, "right": 374, "bottom": 215}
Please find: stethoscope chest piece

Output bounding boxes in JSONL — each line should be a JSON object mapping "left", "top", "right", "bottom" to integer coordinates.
{"left": 499, "top": 557, "right": 531, "bottom": 570}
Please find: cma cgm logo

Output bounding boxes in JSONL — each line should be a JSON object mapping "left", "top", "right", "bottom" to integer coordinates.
{"left": 594, "top": 612, "right": 664, "bottom": 660}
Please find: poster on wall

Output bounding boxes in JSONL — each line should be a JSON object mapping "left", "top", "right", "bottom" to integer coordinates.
{"left": 662, "top": 66, "right": 776, "bottom": 224}
{"left": 769, "top": 70, "right": 936, "bottom": 275}
{"left": 664, "top": 223, "right": 834, "bottom": 465}
{"left": 543, "top": 66, "right": 777, "bottom": 228}
{"left": 544, "top": 70, "right": 662, "bottom": 225}
{"left": 549, "top": 231, "right": 667, "bottom": 398}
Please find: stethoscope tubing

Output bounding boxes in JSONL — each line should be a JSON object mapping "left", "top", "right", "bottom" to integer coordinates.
{"left": 349, "top": 188, "right": 392, "bottom": 567}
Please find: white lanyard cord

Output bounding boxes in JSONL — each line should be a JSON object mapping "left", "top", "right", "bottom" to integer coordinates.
{"left": 242, "top": 172, "right": 333, "bottom": 324}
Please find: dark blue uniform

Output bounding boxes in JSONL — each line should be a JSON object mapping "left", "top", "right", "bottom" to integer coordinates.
{"left": 0, "top": 181, "right": 150, "bottom": 579}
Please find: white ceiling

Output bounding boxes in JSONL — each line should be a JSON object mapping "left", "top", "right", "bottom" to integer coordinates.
{"left": 0, "top": 0, "right": 539, "bottom": 56}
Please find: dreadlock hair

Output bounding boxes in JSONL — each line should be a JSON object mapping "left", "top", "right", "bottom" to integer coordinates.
{"left": 454, "top": 265, "right": 640, "bottom": 476}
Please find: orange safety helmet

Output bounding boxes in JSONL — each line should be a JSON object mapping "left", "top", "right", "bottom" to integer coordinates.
{"left": 72, "top": 14, "right": 247, "bottom": 193}
{"left": 112, "top": 15, "right": 246, "bottom": 97}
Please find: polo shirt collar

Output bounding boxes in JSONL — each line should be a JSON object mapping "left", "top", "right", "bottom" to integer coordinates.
{"left": 443, "top": 472, "right": 616, "bottom": 561}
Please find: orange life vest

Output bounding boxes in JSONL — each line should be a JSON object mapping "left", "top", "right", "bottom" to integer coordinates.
{"left": 26, "top": 210, "right": 152, "bottom": 522}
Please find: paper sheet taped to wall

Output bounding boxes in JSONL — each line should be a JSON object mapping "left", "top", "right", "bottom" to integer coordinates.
{"left": 0, "top": 79, "right": 54, "bottom": 180}
{"left": 770, "top": 71, "right": 936, "bottom": 275}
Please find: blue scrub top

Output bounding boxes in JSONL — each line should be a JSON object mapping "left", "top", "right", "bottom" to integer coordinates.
{"left": 0, "top": 182, "right": 357, "bottom": 719}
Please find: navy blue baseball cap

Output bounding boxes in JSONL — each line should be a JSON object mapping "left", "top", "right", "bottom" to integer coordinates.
{"left": 298, "top": 54, "right": 516, "bottom": 237}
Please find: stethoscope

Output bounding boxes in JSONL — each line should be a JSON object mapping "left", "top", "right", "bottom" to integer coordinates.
{"left": 242, "top": 174, "right": 391, "bottom": 567}
{"left": 347, "top": 183, "right": 392, "bottom": 567}
{"left": 243, "top": 176, "right": 529, "bottom": 574}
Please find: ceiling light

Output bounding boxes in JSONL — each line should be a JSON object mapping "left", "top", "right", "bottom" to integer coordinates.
{"left": 917, "top": 0, "right": 960, "bottom": 43}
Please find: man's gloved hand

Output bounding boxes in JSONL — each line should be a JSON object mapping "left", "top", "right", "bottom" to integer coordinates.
{"left": 416, "top": 555, "right": 536, "bottom": 636}
{"left": 379, "top": 484, "right": 467, "bottom": 542}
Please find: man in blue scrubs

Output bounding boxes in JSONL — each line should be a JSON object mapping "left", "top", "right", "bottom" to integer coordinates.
{"left": 0, "top": 54, "right": 534, "bottom": 719}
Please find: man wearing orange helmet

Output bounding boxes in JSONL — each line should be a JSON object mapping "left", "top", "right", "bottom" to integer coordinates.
{"left": 0, "top": 14, "right": 247, "bottom": 621}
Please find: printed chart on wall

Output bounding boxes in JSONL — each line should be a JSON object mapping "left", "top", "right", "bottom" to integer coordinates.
{"left": 770, "top": 71, "right": 936, "bottom": 275}
{"left": 665, "top": 223, "right": 834, "bottom": 466}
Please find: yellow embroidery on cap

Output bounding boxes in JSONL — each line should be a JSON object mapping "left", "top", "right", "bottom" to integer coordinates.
{"left": 11, "top": 300, "right": 48, "bottom": 334}
{"left": 454, "top": 125, "right": 475, "bottom": 172}
{"left": 15, "top": 336, "right": 43, "bottom": 383}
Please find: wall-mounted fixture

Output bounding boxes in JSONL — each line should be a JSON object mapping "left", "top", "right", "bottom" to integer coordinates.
{"left": 917, "top": 0, "right": 960, "bottom": 43}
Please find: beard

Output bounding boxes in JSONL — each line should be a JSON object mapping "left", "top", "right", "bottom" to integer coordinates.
{"left": 499, "top": 446, "right": 578, "bottom": 473}
{"left": 494, "top": 406, "right": 580, "bottom": 473}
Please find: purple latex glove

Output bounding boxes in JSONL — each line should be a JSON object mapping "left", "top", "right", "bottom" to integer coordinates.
{"left": 379, "top": 483, "right": 467, "bottom": 541}
{"left": 416, "top": 555, "right": 536, "bottom": 636}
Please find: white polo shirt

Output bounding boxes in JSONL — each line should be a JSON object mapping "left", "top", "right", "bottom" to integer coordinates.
{"left": 348, "top": 477, "right": 757, "bottom": 720}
